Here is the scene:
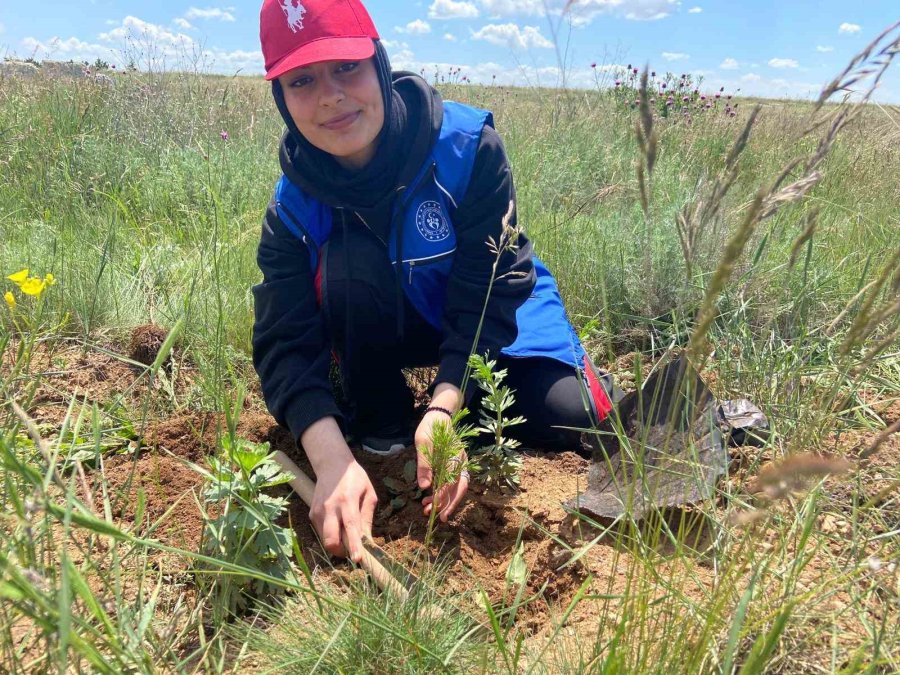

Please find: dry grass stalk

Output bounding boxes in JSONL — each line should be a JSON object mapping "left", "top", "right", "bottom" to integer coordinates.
{"left": 839, "top": 248, "right": 900, "bottom": 355}
{"left": 816, "top": 20, "right": 900, "bottom": 109}
{"left": 687, "top": 191, "right": 765, "bottom": 363}
{"left": 858, "top": 418, "right": 900, "bottom": 461}
{"left": 675, "top": 105, "right": 760, "bottom": 278}
{"left": 750, "top": 453, "right": 851, "bottom": 501}
{"left": 788, "top": 208, "right": 818, "bottom": 268}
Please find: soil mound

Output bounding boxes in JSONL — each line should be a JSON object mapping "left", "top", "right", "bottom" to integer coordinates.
{"left": 128, "top": 324, "right": 169, "bottom": 366}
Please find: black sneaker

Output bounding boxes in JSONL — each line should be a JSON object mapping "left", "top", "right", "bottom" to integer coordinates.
{"left": 360, "top": 435, "right": 412, "bottom": 457}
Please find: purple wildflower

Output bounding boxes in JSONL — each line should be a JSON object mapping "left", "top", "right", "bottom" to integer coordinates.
{"left": 591, "top": 62, "right": 597, "bottom": 68}
{"left": 220, "top": 130, "right": 229, "bottom": 141}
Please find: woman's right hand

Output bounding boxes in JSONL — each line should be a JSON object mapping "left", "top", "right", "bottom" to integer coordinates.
{"left": 309, "top": 457, "right": 378, "bottom": 563}
{"left": 301, "top": 416, "right": 378, "bottom": 563}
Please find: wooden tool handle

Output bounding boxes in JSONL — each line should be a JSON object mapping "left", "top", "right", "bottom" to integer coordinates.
{"left": 272, "top": 450, "right": 410, "bottom": 601}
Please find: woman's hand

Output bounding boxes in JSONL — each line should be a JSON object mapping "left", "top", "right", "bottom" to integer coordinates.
{"left": 415, "top": 383, "right": 469, "bottom": 522}
{"left": 301, "top": 417, "right": 378, "bottom": 563}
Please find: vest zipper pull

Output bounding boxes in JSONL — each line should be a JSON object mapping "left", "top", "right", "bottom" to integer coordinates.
{"left": 408, "top": 260, "right": 414, "bottom": 284}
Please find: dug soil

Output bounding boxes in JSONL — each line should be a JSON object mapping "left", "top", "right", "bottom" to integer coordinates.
{"left": 11, "top": 338, "right": 899, "bottom": 658}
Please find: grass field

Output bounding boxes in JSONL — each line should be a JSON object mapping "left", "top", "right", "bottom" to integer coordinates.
{"left": 1, "top": 25, "right": 898, "bottom": 674}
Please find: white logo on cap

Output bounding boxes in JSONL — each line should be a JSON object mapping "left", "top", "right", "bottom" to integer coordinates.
{"left": 281, "top": 0, "right": 307, "bottom": 33}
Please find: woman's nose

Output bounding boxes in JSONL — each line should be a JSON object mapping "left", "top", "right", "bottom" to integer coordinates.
{"left": 318, "top": 74, "right": 345, "bottom": 106}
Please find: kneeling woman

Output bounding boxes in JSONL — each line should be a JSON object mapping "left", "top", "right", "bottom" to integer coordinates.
{"left": 253, "top": 0, "right": 613, "bottom": 562}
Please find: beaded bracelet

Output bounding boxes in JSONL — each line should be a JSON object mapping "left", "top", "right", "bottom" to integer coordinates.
{"left": 425, "top": 405, "right": 454, "bottom": 418}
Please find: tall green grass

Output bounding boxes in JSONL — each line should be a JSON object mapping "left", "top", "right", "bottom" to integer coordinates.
{"left": 1, "top": 24, "right": 899, "bottom": 673}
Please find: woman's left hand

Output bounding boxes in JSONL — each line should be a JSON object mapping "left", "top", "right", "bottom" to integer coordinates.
{"left": 415, "top": 408, "right": 469, "bottom": 523}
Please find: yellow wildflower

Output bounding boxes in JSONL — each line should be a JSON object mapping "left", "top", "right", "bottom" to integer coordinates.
{"left": 19, "top": 277, "right": 47, "bottom": 297}
{"left": 3, "top": 291, "right": 15, "bottom": 308}
{"left": 45, "top": 273, "right": 56, "bottom": 286}
{"left": 7, "top": 269, "right": 29, "bottom": 285}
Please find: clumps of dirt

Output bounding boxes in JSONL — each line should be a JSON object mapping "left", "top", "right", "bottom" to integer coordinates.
{"left": 97, "top": 453, "right": 210, "bottom": 549}
{"left": 267, "top": 422, "right": 596, "bottom": 626}
{"left": 128, "top": 323, "right": 169, "bottom": 366}
{"left": 90, "top": 411, "right": 275, "bottom": 548}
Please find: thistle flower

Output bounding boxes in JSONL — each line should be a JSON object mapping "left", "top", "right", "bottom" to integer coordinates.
{"left": 661, "top": 82, "right": 667, "bottom": 89}
{"left": 615, "top": 80, "right": 622, "bottom": 86}
{"left": 682, "top": 95, "right": 690, "bottom": 102}
{"left": 591, "top": 62, "right": 597, "bottom": 68}
{"left": 220, "top": 130, "right": 229, "bottom": 141}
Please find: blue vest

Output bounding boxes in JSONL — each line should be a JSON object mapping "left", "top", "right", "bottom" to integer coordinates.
{"left": 272, "top": 101, "right": 587, "bottom": 372}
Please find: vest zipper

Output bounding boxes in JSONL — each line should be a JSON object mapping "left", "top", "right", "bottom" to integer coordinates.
{"left": 406, "top": 248, "right": 457, "bottom": 283}
{"left": 275, "top": 200, "right": 311, "bottom": 245}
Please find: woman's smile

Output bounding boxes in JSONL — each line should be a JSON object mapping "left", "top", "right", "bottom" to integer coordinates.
{"left": 321, "top": 110, "right": 362, "bottom": 131}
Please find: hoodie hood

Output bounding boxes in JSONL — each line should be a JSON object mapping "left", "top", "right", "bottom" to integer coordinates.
{"left": 273, "top": 42, "right": 443, "bottom": 212}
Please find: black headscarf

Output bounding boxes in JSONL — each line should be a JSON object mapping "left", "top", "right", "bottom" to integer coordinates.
{"left": 271, "top": 40, "right": 412, "bottom": 211}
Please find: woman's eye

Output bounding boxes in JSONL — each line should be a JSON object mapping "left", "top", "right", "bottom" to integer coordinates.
{"left": 337, "top": 62, "right": 359, "bottom": 74}
{"left": 291, "top": 76, "right": 312, "bottom": 88}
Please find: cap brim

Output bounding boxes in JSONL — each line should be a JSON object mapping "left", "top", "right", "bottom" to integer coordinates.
{"left": 265, "top": 37, "right": 376, "bottom": 81}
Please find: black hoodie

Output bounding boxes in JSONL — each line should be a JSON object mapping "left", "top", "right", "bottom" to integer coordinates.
{"left": 252, "top": 54, "right": 535, "bottom": 445}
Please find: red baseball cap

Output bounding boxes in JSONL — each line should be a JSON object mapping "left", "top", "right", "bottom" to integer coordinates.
{"left": 260, "top": 0, "right": 380, "bottom": 81}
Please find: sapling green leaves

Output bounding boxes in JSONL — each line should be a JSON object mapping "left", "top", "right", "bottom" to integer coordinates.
{"left": 199, "top": 435, "right": 296, "bottom": 616}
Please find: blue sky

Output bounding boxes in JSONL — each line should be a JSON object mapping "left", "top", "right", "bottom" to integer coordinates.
{"left": 2, "top": 1, "right": 898, "bottom": 101}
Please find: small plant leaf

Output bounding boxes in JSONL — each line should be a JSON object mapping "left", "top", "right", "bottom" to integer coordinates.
{"left": 383, "top": 477, "right": 408, "bottom": 494}
{"left": 506, "top": 541, "right": 527, "bottom": 587}
{"left": 403, "top": 460, "right": 417, "bottom": 484}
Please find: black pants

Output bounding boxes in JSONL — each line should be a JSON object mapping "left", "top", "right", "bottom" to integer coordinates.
{"left": 325, "top": 225, "right": 596, "bottom": 452}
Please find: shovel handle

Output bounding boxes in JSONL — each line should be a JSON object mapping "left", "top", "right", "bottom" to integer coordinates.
{"left": 272, "top": 450, "right": 410, "bottom": 601}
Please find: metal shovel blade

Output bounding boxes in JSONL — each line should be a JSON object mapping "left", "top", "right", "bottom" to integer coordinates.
{"left": 567, "top": 355, "right": 727, "bottom": 520}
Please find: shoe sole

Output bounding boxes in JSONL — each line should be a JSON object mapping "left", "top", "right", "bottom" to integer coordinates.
{"left": 361, "top": 442, "right": 407, "bottom": 457}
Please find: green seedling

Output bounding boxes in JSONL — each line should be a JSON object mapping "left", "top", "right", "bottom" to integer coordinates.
{"left": 199, "top": 435, "right": 296, "bottom": 616}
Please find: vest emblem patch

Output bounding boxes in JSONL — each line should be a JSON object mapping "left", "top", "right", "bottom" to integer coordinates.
{"left": 415, "top": 201, "right": 451, "bottom": 242}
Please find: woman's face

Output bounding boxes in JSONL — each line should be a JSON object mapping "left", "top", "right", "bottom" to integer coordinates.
{"left": 278, "top": 58, "right": 384, "bottom": 170}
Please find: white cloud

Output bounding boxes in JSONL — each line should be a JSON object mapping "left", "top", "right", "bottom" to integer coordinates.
{"left": 839, "top": 22, "right": 861, "bottom": 34}
{"left": 741, "top": 73, "right": 761, "bottom": 82}
{"left": 429, "top": 0, "right": 479, "bottom": 20}
{"left": 477, "top": 0, "right": 678, "bottom": 23}
{"left": 173, "top": 18, "right": 194, "bottom": 30}
{"left": 688, "top": 6, "right": 702, "bottom": 13}
{"left": 768, "top": 58, "right": 798, "bottom": 69}
{"left": 573, "top": 0, "right": 680, "bottom": 22}
{"left": 443, "top": 33, "right": 458, "bottom": 41}
{"left": 21, "top": 36, "right": 116, "bottom": 62}
{"left": 185, "top": 7, "right": 236, "bottom": 22}
{"left": 816, "top": 45, "right": 834, "bottom": 53}
{"left": 661, "top": 51, "right": 689, "bottom": 61}
{"left": 477, "top": 0, "right": 545, "bottom": 17}
{"left": 720, "top": 57, "right": 739, "bottom": 70}
{"left": 380, "top": 39, "right": 410, "bottom": 50}
{"left": 396, "top": 19, "right": 432, "bottom": 35}
{"left": 100, "top": 16, "right": 193, "bottom": 50}
{"left": 472, "top": 23, "right": 553, "bottom": 49}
